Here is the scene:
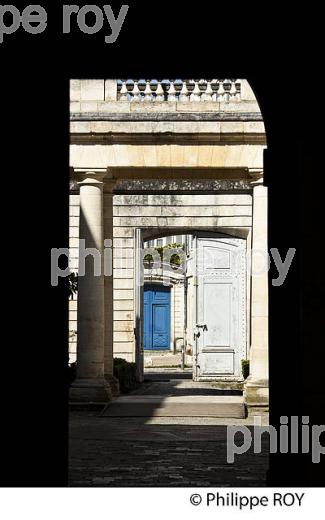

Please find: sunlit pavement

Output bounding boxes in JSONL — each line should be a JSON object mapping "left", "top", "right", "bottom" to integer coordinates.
{"left": 69, "top": 375, "right": 269, "bottom": 486}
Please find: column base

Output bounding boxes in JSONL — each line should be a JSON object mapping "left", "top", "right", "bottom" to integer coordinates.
{"left": 105, "top": 374, "right": 120, "bottom": 396}
{"left": 244, "top": 376, "right": 269, "bottom": 407}
{"left": 70, "top": 377, "right": 112, "bottom": 404}
{"left": 246, "top": 406, "right": 269, "bottom": 425}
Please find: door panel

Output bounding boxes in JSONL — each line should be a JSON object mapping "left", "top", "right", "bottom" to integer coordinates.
{"left": 152, "top": 304, "right": 169, "bottom": 348}
{"left": 195, "top": 235, "right": 246, "bottom": 380}
{"left": 204, "top": 282, "right": 231, "bottom": 347}
{"left": 199, "top": 351, "right": 234, "bottom": 375}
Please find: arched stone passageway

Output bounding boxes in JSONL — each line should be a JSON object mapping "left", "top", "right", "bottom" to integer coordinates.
{"left": 69, "top": 79, "right": 268, "bottom": 412}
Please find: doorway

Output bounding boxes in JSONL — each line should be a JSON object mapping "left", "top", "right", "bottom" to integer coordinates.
{"left": 192, "top": 234, "right": 246, "bottom": 381}
{"left": 144, "top": 284, "right": 171, "bottom": 350}
{"left": 136, "top": 230, "right": 247, "bottom": 383}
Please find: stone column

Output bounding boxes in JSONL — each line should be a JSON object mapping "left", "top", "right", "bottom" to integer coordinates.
{"left": 70, "top": 172, "right": 112, "bottom": 403}
{"left": 244, "top": 184, "right": 269, "bottom": 408}
{"left": 104, "top": 180, "right": 120, "bottom": 395}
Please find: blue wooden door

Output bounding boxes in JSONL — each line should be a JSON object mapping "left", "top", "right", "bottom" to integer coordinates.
{"left": 144, "top": 284, "right": 171, "bottom": 350}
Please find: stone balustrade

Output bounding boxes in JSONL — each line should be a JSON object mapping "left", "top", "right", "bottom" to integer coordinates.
{"left": 117, "top": 79, "right": 241, "bottom": 103}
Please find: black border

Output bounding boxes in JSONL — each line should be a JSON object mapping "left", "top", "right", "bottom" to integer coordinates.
{"left": 0, "top": 1, "right": 323, "bottom": 486}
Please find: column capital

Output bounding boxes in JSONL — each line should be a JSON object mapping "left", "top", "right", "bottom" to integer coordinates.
{"left": 71, "top": 168, "right": 117, "bottom": 193}
{"left": 248, "top": 168, "right": 264, "bottom": 186}
{"left": 73, "top": 168, "right": 107, "bottom": 185}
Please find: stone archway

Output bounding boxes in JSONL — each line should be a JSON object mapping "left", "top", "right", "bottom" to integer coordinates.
{"left": 69, "top": 79, "right": 268, "bottom": 411}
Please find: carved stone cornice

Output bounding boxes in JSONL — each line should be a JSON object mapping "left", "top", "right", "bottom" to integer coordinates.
{"left": 113, "top": 178, "right": 253, "bottom": 193}
{"left": 70, "top": 169, "right": 260, "bottom": 193}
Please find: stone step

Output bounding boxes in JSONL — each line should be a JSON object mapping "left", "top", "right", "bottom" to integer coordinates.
{"left": 144, "top": 353, "right": 182, "bottom": 368}
{"left": 102, "top": 395, "right": 245, "bottom": 418}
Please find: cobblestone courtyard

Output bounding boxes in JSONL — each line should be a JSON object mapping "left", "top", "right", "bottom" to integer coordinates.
{"left": 69, "top": 374, "right": 269, "bottom": 486}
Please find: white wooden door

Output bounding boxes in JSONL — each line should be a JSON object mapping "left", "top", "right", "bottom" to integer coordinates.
{"left": 194, "top": 234, "right": 246, "bottom": 380}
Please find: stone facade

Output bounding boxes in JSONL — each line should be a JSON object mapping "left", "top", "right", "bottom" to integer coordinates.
{"left": 69, "top": 79, "right": 268, "bottom": 407}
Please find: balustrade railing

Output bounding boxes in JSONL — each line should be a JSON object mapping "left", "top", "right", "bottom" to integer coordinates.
{"left": 117, "top": 79, "right": 241, "bottom": 102}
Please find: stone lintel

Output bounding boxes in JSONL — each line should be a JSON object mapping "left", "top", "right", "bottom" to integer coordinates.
{"left": 70, "top": 133, "right": 266, "bottom": 146}
{"left": 110, "top": 166, "right": 248, "bottom": 179}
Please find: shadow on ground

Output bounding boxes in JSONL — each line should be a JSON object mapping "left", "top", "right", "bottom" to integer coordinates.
{"left": 69, "top": 372, "right": 269, "bottom": 486}
{"left": 69, "top": 415, "right": 269, "bottom": 486}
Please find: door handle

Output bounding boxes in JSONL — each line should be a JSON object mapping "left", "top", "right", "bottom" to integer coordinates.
{"left": 196, "top": 324, "right": 208, "bottom": 331}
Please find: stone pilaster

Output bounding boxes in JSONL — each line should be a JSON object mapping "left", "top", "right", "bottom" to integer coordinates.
{"left": 104, "top": 179, "right": 120, "bottom": 395}
{"left": 70, "top": 171, "right": 112, "bottom": 404}
{"left": 244, "top": 184, "right": 269, "bottom": 407}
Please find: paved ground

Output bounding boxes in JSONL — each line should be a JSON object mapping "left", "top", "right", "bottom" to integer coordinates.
{"left": 69, "top": 373, "right": 269, "bottom": 486}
